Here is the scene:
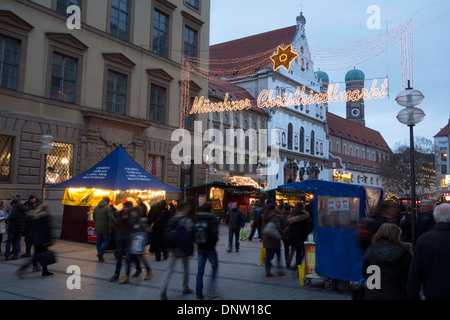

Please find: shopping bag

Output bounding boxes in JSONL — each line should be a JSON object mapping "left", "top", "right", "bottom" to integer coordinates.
{"left": 130, "top": 232, "right": 147, "bottom": 254}
{"left": 259, "top": 245, "right": 266, "bottom": 265}
{"left": 38, "top": 250, "right": 57, "bottom": 266}
{"left": 240, "top": 228, "right": 248, "bottom": 241}
{"left": 298, "top": 264, "right": 305, "bottom": 286}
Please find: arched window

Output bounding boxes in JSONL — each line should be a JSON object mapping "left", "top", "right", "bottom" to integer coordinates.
{"left": 288, "top": 123, "right": 293, "bottom": 150}
{"left": 336, "top": 141, "right": 340, "bottom": 153}
{"left": 310, "top": 130, "right": 315, "bottom": 155}
{"left": 300, "top": 127, "right": 305, "bottom": 153}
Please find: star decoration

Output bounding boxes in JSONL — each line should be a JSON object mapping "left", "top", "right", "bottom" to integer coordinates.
{"left": 270, "top": 44, "right": 299, "bottom": 72}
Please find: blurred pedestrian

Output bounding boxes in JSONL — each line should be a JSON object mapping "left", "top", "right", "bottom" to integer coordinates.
{"left": 286, "top": 202, "right": 312, "bottom": 269}
{"left": 415, "top": 200, "right": 435, "bottom": 242}
{"left": 225, "top": 202, "right": 245, "bottom": 252}
{"left": 399, "top": 205, "right": 413, "bottom": 243}
{"left": 0, "top": 201, "right": 6, "bottom": 256}
{"left": 249, "top": 201, "right": 263, "bottom": 241}
{"left": 149, "top": 200, "right": 171, "bottom": 261}
{"left": 194, "top": 202, "right": 219, "bottom": 300}
{"left": 135, "top": 197, "right": 148, "bottom": 218}
{"left": 93, "top": 196, "right": 117, "bottom": 262}
{"left": 22, "top": 195, "right": 38, "bottom": 258}
{"left": 279, "top": 202, "right": 291, "bottom": 268}
{"left": 110, "top": 201, "right": 133, "bottom": 282}
{"left": 160, "top": 201, "right": 194, "bottom": 300}
{"left": 121, "top": 209, "right": 153, "bottom": 284}
{"left": 262, "top": 199, "right": 284, "bottom": 277}
{"left": 408, "top": 203, "right": 450, "bottom": 300}
{"left": 4, "top": 199, "right": 27, "bottom": 260}
{"left": 16, "top": 204, "right": 54, "bottom": 277}
{"left": 356, "top": 200, "right": 393, "bottom": 251}
{"left": 362, "top": 223, "right": 412, "bottom": 300}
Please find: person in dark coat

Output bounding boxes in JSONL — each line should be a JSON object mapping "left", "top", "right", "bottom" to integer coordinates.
{"left": 408, "top": 203, "right": 450, "bottom": 300}
{"left": 194, "top": 202, "right": 219, "bottom": 300}
{"left": 249, "top": 202, "right": 263, "bottom": 241}
{"left": 16, "top": 204, "right": 54, "bottom": 277}
{"left": 149, "top": 200, "right": 170, "bottom": 261}
{"left": 399, "top": 205, "right": 412, "bottom": 243}
{"left": 415, "top": 200, "right": 435, "bottom": 242}
{"left": 286, "top": 202, "right": 312, "bottom": 268}
{"left": 225, "top": 202, "right": 245, "bottom": 252}
{"left": 262, "top": 199, "right": 284, "bottom": 277}
{"left": 362, "top": 223, "right": 412, "bottom": 300}
{"left": 4, "top": 199, "right": 27, "bottom": 260}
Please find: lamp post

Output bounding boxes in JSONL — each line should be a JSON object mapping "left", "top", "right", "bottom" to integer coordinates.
{"left": 396, "top": 81, "right": 425, "bottom": 247}
{"left": 181, "top": 156, "right": 191, "bottom": 201}
{"left": 40, "top": 133, "right": 54, "bottom": 204}
{"left": 205, "top": 154, "right": 215, "bottom": 185}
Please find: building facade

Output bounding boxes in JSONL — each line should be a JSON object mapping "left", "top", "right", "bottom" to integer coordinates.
{"left": 0, "top": 0, "right": 210, "bottom": 229}
{"left": 210, "top": 11, "right": 329, "bottom": 190}
{"left": 434, "top": 120, "right": 450, "bottom": 202}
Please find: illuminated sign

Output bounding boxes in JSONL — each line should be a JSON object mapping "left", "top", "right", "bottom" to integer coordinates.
{"left": 190, "top": 93, "right": 252, "bottom": 114}
{"left": 270, "top": 44, "right": 299, "bottom": 72}
{"left": 257, "top": 78, "right": 388, "bottom": 109}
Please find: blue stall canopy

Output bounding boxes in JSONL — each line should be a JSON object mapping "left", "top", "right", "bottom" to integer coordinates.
{"left": 277, "top": 180, "right": 383, "bottom": 282}
{"left": 47, "top": 146, "right": 181, "bottom": 193}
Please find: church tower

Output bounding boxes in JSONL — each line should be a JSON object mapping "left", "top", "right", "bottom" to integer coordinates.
{"left": 345, "top": 68, "right": 366, "bottom": 126}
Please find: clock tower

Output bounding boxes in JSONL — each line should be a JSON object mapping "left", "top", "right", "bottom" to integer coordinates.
{"left": 345, "top": 68, "right": 366, "bottom": 126}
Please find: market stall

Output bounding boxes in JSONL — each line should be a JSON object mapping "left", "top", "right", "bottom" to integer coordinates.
{"left": 48, "top": 146, "right": 181, "bottom": 243}
{"left": 187, "top": 175, "right": 265, "bottom": 221}
{"left": 277, "top": 179, "right": 383, "bottom": 285}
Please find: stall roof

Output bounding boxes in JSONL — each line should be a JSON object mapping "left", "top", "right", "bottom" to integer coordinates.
{"left": 277, "top": 179, "right": 382, "bottom": 197}
{"left": 47, "top": 146, "right": 181, "bottom": 193}
{"left": 187, "top": 181, "right": 266, "bottom": 193}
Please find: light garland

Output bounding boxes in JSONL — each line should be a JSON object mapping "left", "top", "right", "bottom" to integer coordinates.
{"left": 179, "top": 18, "right": 414, "bottom": 129}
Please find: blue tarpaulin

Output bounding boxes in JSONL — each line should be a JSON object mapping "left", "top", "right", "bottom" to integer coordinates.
{"left": 47, "top": 146, "right": 181, "bottom": 193}
{"left": 277, "top": 180, "right": 383, "bottom": 282}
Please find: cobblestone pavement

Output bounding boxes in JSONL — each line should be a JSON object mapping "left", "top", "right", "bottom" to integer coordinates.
{"left": 0, "top": 225, "right": 352, "bottom": 301}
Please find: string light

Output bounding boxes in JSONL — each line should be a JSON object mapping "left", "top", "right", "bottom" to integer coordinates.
{"left": 179, "top": 18, "right": 414, "bottom": 129}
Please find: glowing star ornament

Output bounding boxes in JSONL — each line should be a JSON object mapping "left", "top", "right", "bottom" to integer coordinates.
{"left": 270, "top": 44, "right": 299, "bottom": 72}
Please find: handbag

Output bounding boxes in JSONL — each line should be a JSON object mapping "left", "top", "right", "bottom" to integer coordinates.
{"left": 263, "top": 221, "right": 282, "bottom": 240}
{"left": 130, "top": 232, "right": 147, "bottom": 254}
{"left": 38, "top": 250, "right": 57, "bottom": 266}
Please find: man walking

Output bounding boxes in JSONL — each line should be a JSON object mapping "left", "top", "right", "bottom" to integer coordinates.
{"left": 4, "top": 199, "right": 27, "bottom": 260}
{"left": 194, "top": 202, "right": 219, "bottom": 300}
{"left": 93, "top": 197, "right": 117, "bottom": 262}
{"left": 225, "top": 202, "right": 245, "bottom": 252}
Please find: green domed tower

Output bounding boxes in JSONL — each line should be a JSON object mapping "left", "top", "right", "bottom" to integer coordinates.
{"left": 345, "top": 67, "right": 365, "bottom": 126}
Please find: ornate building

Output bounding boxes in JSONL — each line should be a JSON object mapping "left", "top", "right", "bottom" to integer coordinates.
{"left": 0, "top": 0, "right": 210, "bottom": 230}
{"left": 209, "top": 10, "right": 329, "bottom": 189}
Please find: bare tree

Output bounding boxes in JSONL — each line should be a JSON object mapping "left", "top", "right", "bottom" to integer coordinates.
{"left": 381, "top": 136, "right": 436, "bottom": 200}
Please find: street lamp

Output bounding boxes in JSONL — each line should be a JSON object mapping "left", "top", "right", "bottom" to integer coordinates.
{"left": 40, "top": 133, "right": 54, "bottom": 203}
{"left": 181, "top": 155, "right": 191, "bottom": 201}
{"left": 395, "top": 81, "right": 425, "bottom": 247}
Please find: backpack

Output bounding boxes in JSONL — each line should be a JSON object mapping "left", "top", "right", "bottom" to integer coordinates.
{"left": 165, "top": 217, "right": 193, "bottom": 257}
{"left": 194, "top": 218, "right": 218, "bottom": 246}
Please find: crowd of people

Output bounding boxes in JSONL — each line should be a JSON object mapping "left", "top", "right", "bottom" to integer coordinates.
{"left": 1, "top": 193, "right": 55, "bottom": 277}
{"left": 1, "top": 191, "right": 449, "bottom": 301}
{"left": 357, "top": 200, "right": 450, "bottom": 300}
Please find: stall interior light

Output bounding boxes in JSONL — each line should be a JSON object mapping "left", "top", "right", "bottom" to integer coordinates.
{"left": 69, "top": 188, "right": 87, "bottom": 193}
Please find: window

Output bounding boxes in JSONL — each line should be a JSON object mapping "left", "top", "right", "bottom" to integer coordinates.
{"left": 56, "top": 0, "right": 81, "bottom": 16}
{"left": 299, "top": 127, "right": 305, "bottom": 153}
{"left": 147, "top": 155, "right": 164, "bottom": 181}
{"left": 149, "top": 84, "right": 166, "bottom": 124}
{"left": 153, "top": 10, "right": 169, "bottom": 58}
{"left": 185, "top": 0, "right": 199, "bottom": 9}
{"left": 310, "top": 130, "right": 315, "bottom": 155}
{"left": 110, "top": 0, "right": 131, "bottom": 41}
{"left": 442, "top": 152, "right": 448, "bottom": 162}
{"left": 0, "top": 135, "right": 13, "bottom": 183}
{"left": 106, "top": 70, "right": 127, "bottom": 115}
{"left": 50, "top": 53, "right": 78, "bottom": 103}
{"left": 288, "top": 123, "right": 293, "bottom": 150}
{"left": 45, "top": 142, "right": 73, "bottom": 185}
{"left": 0, "top": 35, "right": 21, "bottom": 90}
{"left": 443, "top": 165, "right": 448, "bottom": 175}
{"left": 184, "top": 26, "right": 198, "bottom": 58}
